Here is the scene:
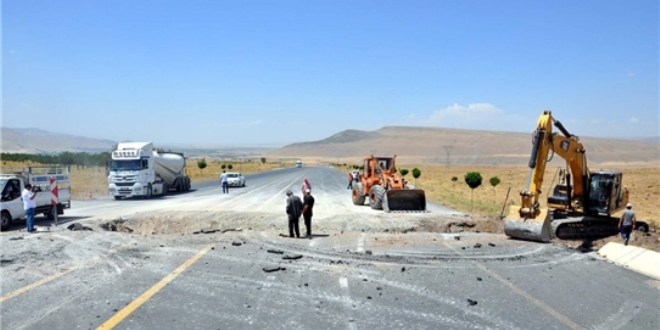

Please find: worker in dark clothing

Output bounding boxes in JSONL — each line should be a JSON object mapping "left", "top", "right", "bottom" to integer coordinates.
{"left": 618, "top": 202, "right": 637, "bottom": 246}
{"left": 285, "top": 190, "right": 303, "bottom": 238}
{"left": 302, "top": 189, "right": 315, "bottom": 238}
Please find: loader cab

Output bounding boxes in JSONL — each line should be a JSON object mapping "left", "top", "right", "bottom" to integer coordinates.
{"left": 584, "top": 171, "right": 624, "bottom": 215}
{"left": 374, "top": 157, "right": 393, "bottom": 173}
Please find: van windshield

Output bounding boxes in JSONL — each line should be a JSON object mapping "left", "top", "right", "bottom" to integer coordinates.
{"left": 111, "top": 160, "right": 141, "bottom": 171}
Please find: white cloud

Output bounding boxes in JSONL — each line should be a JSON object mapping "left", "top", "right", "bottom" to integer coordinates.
{"left": 629, "top": 117, "right": 639, "bottom": 124}
{"left": 428, "top": 103, "right": 502, "bottom": 123}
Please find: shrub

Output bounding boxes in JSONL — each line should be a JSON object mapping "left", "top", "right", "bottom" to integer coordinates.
{"left": 400, "top": 168, "right": 409, "bottom": 177}
{"left": 197, "top": 158, "right": 207, "bottom": 170}
{"left": 221, "top": 164, "right": 226, "bottom": 169}
{"left": 412, "top": 168, "right": 421, "bottom": 184}
{"left": 464, "top": 171, "right": 483, "bottom": 210}
{"left": 260, "top": 157, "right": 266, "bottom": 164}
{"left": 489, "top": 176, "right": 501, "bottom": 201}
{"left": 228, "top": 164, "right": 233, "bottom": 170}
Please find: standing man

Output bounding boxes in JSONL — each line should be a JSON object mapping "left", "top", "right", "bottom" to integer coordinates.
{"left": 22, "top": 183, "right": 38, "bottom": 233}
{"left": 220, "top": 170, "right": 229, "bottom": 194}
{"left": 285, "top": 190, "right": 303, "bottom": 238}
{"left": 347, "top": 172, "right": 353, "bottom": 189}
{"left": 618, "top": 202, "right": 637, "bottom": 246}
{"left": 302, "top": 189, "right": 315, "bottom": 238}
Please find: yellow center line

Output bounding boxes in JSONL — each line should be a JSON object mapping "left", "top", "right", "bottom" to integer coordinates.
{"left": 255, "top": 170, "right": 309, "bottom": 211}
{"left": 0, "top": 240, "right": 135, "bottom": 303}
{"left": 96, "top": 243, "right": 215, "bottom": 330}
{"left": 442, "top": 241, "right": 584, "bottom": 330}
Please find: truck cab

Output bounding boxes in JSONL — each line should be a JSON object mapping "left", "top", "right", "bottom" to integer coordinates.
{"left": 296, "top": 160, "right": 303, "bottom": 168}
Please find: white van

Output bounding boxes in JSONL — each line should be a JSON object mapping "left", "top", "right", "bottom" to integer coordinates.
{"left": 296, "top": 160, "right": 302, "bottom": 168}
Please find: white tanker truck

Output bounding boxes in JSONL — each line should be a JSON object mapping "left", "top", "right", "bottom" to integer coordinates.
{"left": 108, "top": 142, "right": 191, "bottom": 200}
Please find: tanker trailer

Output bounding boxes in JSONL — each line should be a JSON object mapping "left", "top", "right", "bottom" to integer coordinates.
{"left": 153, "top": 150, "right": 191, "bottom": 193}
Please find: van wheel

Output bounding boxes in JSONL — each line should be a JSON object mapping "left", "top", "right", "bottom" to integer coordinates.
{"left": 1, "top": 211, "right": 12, "bottom": 231}
{"left": 146, "top": 185, "right": 153, "bottom": 199}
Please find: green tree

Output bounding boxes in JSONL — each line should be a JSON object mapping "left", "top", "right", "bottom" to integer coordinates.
{"left": 221, "top": 164, "right": 226, "bottom": 169}
{"left": 451, "top": 176, "right": 458, "bottom": 193}
{"left": 464, "top": 172, "right": 483, "bottom": 210}
{"left": 489, "top": 176, "right": 501, "bottom": 201}
{"left": 197, "top": 158, "right": 207, "bottom": 171}
{"left": 399, "top": 168, "right": 409, "bottom": 177}
{"left": 412, "top": 168, "right": 421, "bottom": 184}
{"left": 260, "top": 157, "right": 266, "bottom": 164}
{"left": 228, "top": 164, "right": 233, "bottom": 170}
{"left": 352, "top": 164, "right": 359, "bottom": 169}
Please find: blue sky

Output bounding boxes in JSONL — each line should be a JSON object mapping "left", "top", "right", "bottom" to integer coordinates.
{"left": 3, "top": 0, "right": 658, "bottom": 145}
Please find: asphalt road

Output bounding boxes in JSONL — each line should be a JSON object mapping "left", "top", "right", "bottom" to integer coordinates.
{"left": 1, "top": 166, "right": 658, "bottom": 330}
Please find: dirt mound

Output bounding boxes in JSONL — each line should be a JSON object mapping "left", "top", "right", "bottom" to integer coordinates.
{"left": 555, "top": 228, "right": 660, "bottom": 253}
{"left": 92, "top": 211, "right": 498, "bottom": 236}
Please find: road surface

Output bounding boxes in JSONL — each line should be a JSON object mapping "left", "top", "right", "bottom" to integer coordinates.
{"left": 1, "top": 166, "right": 658, "bottom": 330}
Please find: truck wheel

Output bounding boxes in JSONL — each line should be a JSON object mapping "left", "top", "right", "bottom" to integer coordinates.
{"left": 369, "top": 185, "right": 386, "bottom": 210}
{"left": 1, "top": 211, "right": 11, "bottom": 231}
{"left": 163, "top": 183, "right": 169, "bottom": 196}
{"left": 352, "top": 183, "right": 365, "bottom": 205}
{"left": 186, "top": 178, "right": 191, "bottom": 191}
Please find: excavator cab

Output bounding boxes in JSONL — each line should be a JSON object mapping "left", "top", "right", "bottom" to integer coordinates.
{"left": 584, "top": 171, "right": 626, "bottom": 215}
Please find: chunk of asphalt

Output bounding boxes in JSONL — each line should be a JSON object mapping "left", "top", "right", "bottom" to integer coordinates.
{"left": 263, "top": 266, "right": 282, "bottom": 273}
{"left": 454, "top": 236, "right": 461, "bottom": 240}
{"left": 488, "top": 242, "right": 496, "bottom": 247}
{"left": 267, "top": 249, "right": 284, "bottom": 254}
{"left": 477, "top": 277, "right": 482, "bottom": 281}
{"left": 365, "top": 250, "right": 373, "bottom": 255}
{"left": 467, "top": 299, "right": 478, "bottom": 306}
{"left": 282, "top": 254, "right": 303, "bottom": 260}
{"left": 1, "top": 259, "right": 14, "bottom": 264}
{"left": 474, "top": 243, "right": 482, "bottom": 248}
{"left": 232, "top": 242, "right": 242, "bottom": 246}
{"left": 401, "top": 267, "right": 406, "bottom": 272}
{"left": 9, "top": 237, "right": 24, "bottom": 241}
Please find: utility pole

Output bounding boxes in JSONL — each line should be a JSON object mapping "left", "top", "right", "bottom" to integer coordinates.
{"left": 443, "top": 145, "right": 453, "bottom": 166}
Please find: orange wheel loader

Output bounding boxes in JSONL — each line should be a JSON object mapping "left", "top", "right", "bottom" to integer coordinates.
{"left": 351, "top": 155, "right": 426, "bottom": 212}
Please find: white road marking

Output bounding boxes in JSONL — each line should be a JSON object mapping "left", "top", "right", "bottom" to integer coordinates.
{"left": 338, "top": 277, "right": 357, "bottom": 330}
{"left": 356, "top": 233, "right": 366, "bottom": 252}
{"left": 339, "top": 277, "right": 348, "bottom": 288}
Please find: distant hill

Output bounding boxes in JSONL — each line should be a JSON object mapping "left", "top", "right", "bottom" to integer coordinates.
{"left": 1, "top": 128, "right": 116, "bottom": 154}
{"left": 265, "top": 126, "right": 660, "bottom": 166}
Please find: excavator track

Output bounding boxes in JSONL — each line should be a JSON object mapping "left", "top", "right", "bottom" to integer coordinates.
{"left": 550, "top": 215, "right": 620, "bottom": 240}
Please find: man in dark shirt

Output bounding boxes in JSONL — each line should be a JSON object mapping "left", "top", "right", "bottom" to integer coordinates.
{"left": 302, "top": 189, "right": 315, "bottom": 238}
{"left": 286, "top": 190, "right": 303, "bottom": 238}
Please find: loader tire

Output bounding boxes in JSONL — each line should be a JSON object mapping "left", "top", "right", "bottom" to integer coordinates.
{"left": 352, "top": 183, "right": 365, "bottom": 205}
{"left": 369, "top": 185, "right": 386, "bottom": 210}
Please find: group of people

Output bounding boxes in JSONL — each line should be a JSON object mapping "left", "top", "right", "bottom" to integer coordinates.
{"left": 285, "top": 178, "right": 315, "bottom": 238}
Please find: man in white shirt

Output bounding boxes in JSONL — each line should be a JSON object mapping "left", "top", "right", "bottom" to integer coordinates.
{"left": 220, "top": 170, "right": 229, "bottom": 194}
{"left": 22, "top": 184, "right": 38, "bottom": 232}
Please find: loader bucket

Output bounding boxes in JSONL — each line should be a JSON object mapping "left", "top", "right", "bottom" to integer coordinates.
{"left": 383, "top": 189, "right": 426, "bottom": 212}
{"left": 503, "top": 206, "right": 552, "bottom": 243}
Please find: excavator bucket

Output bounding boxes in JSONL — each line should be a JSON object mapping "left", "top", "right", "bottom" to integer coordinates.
{"left": 503, "top": 206, "right": 552, "bottom": 243}
{"left": 383, "top": 189, "right": 426, "bottom": 212}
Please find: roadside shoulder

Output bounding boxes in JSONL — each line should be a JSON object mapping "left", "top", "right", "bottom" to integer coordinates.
{"left": 598, "top": 242, "right": 660, "bottom": 280}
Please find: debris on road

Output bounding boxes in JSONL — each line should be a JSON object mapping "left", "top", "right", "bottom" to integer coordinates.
{"left": 474, "top": 243, "right": 482, "bottom": 248}
{"left": 263, "top": 266, "right": 286, "bottom": 273}
{"left": 100, "top": 219, "right": 132, "bottom": 233}
{"left": 192, "top": 228, "right": 219, "bottom": 234}
{"left": 488, "top": 242, "right": 496, "bottom": 247}
{"left": 67, "top": 223, "right": 94, "bottom": 231}
{"left": 454, "top": 236, "right": 461, "bottom": 240}
{"left": 365, "top": 250, "right": 373, "bottom": 255}
{"left": 477, "top": 277, "right": 482, "bottom": 281}
{"left": 267, "top": 249, "right": 284, "bottom": 254}
{"left": 282, "top": 254, "right": 302, "bottom": 260}
{"left": 401, "top": 267, "right": 406, "bottom": 272}
{"left": 9, "top": 236, "right": 24, "bottom": 241}
{"left": 467, "top": 299, "right": 478, "bottom": 306}
{"left": 1, "top": 259, "right": 14, "bottom": 264}
{"left": 232, "top": 242, "right": 242, "bottom": 246}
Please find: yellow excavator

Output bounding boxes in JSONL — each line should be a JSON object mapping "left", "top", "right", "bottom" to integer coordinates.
{"left": 504, "top": 110, "right": 649, "bottom": 242}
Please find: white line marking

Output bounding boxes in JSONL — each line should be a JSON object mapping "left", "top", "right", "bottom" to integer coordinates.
{"left": 356, "top": 233, "right": 366, "bottom": 253}
{"left": 339, "top": 277, "right": 348, "bottom": 288}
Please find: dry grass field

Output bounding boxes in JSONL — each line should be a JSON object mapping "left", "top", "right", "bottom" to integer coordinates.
{"left": 331, "top": 162, "right": 660, "bottom": 228}
{"left": 1, "top": 160, "right": 291, "bottom": 199}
